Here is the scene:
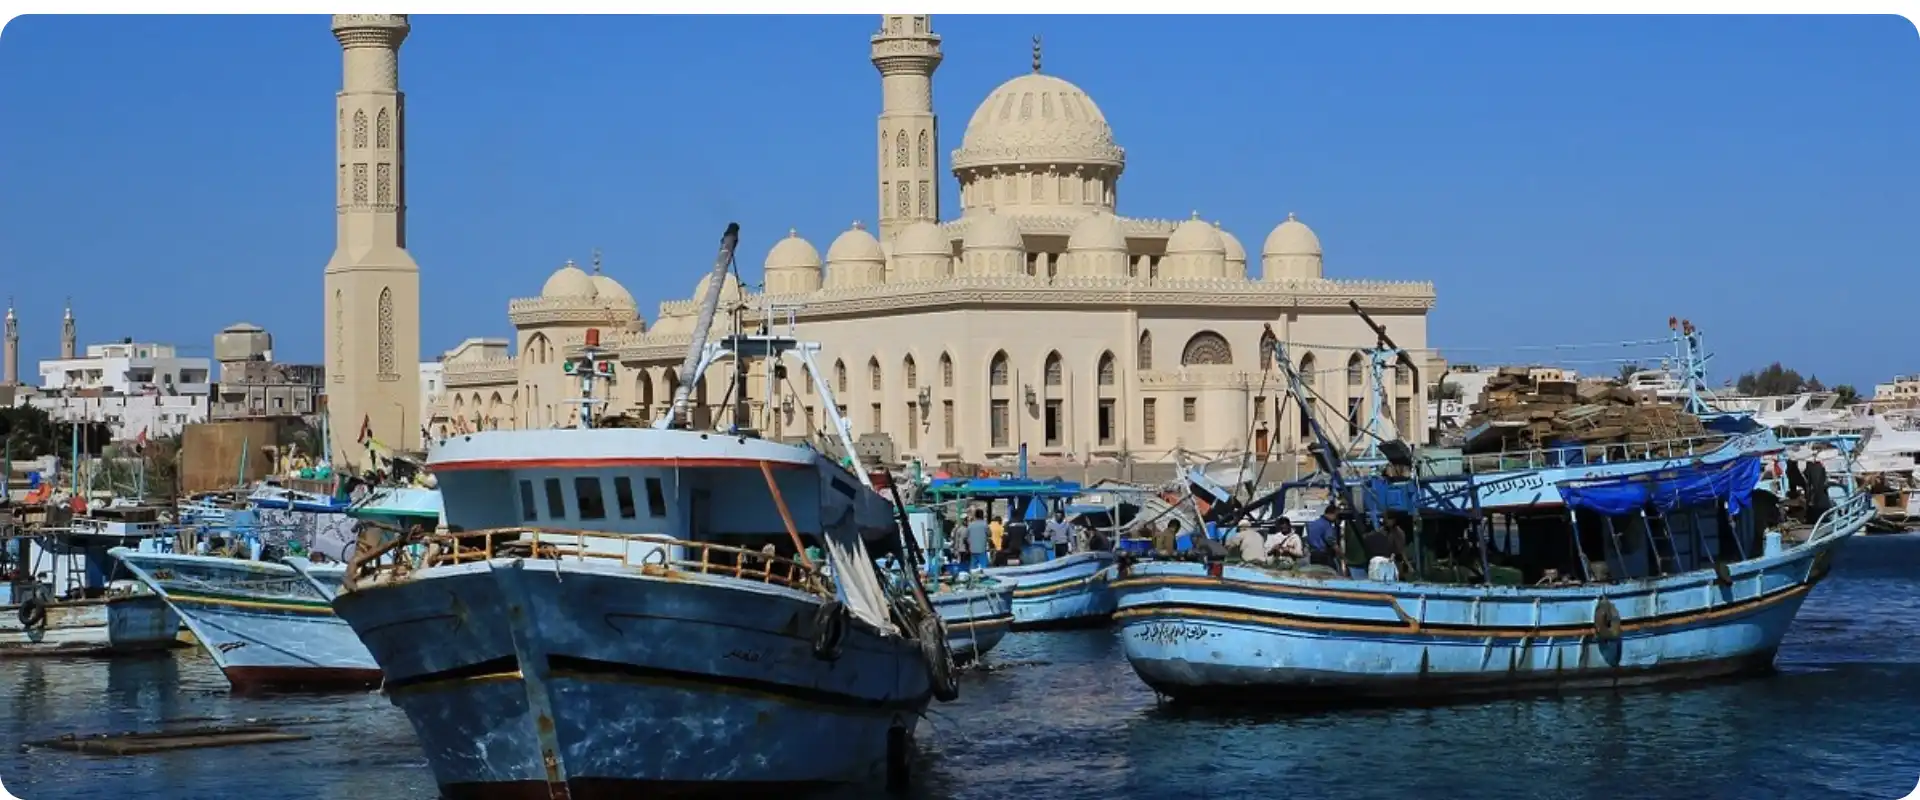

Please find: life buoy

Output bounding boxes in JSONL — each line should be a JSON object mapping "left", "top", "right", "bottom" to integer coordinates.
{"left": 1593, "top": 597, "right": 1623, "bottom": 641}
{"left": 919, "top": 614, "right": 959, "bottom": 702}
{"left": 17, "top": 596, "right": 47, "bottom": 631}
{"left": 812, "top": 599, "right": 847, "bottom": 661}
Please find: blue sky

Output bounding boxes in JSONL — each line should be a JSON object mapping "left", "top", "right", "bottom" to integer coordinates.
{"left": 0, "top": 14, "right": 1914, "bottom": 388}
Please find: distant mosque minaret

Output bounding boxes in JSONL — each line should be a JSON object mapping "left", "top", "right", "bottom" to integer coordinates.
{"left": 60, "top": 300, "right": 75, "bottom": 360}
{"left": 870, "top": 14, "right": 943, "bottom": 244}
{"left": 3, "top": 299, "right": 18, "bottom": 386}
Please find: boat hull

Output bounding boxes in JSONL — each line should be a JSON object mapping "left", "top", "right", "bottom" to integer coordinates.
{"left": 930, "top": 582, "right": 1014, "bottom": 664}
{"left": 1112, "top": 507, "right": 1865, "bottom": 706}
{"left": 111, "top": 550, "right": 381, "bottom": 691}
{"left": 987, "top": 551, "right": 1117, "bottom": 630}
{"left": 0, "top": 592, "right": 181, "bottom": 657}
{"left": 333, "top": 558, "right": 934, "bottom": 795}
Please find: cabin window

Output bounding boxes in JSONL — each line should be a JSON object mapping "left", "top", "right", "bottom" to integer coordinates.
{"left": 575, "top": 477, "right": 607, "bottom": 521}
{"left": 543, "top": 478, "right": 566, "bottom": 519}
{"left": 518, "top": 480, "right": 538, "bottom": 521}
{"left": 644, "top": 477, "right": 668, "bottom": 518}
{"left": 614, "top": 476, "right": 638, "bottom": 519}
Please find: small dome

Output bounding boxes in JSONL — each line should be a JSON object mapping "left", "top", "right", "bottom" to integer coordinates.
{"left": 764, "top": 228, "right": 823, "bottom": 271}
{"left": 1216, "top": 223, "right": 1247, "bottom": 274}
{"left": 1263, "top": 212, "right": 1322, "bottom": 257}
{"left": 221, "top": 322, "right": 265, "bottom": 333}
{"left": 541, "top": 261, "right": 597, "bottom": 298}
{"left": 962, "top": 212, "right": 1024, "bottom": 251}
{"left": 590, "top": 274, "right": 633, "bottom": 305}
{"left": 692, "top": 272, "right": 747, "bottom": 303}
{"left": 826, "top": 222, "right": 885, "bottom": 264}
{"left": 894, "top": 220, "right": 950, "bottom": 257}
{"left": 1067, "top": 212, "right": 1127, "bottom": 252}
{"left": 1165, "top": 212, "right": 1225, "bottom": 255}
{"left": 953, "top": 72, "right": 1126, "bottom": 172}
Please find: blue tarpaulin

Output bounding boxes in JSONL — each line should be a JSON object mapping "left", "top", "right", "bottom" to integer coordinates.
{"left": 1556, "top": 456, "right": 1763, "bottom": 517}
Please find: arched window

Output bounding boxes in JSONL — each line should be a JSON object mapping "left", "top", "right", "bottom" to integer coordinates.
{"left": 1044, "top": 351, "right": 1063, "bottom": 386}
{"left": 1347, "top": 353, "right": 1365, "bottom": 386}
{"left": 904, "top": 355, "right": 918, "bottom": 389}
{"left": 1137, "top": 330, "right": 1153, "bottom": 370}
{"left": 989, "top": 351, "right": 1009, "bottom": 386}
{"left": 835, "top": 360, "right": 848, "bottom": 394}
{"left": 940, "top": 352, "right": 953, "bottom": 387}
{"left": 1097, "top": 351, "right": 1116, "bottom": 386}
{"left": 1300, "top": 352, "right": 1317, "bottom": 388}
{"left": 896, "top": 130, "right": 909, "bottom": 168}
{"left": 917, "top": 130, "right": 929, "bottom": 168}
{"left": 352, "top": 110, "right": 368, "bottom": 149}
{"left": 1180, "top": 331, "right": 1232, "bottom": 366}
{"left": 376, "top": 108, "right": 391, "bottom": 149}
{"left": 376, "top": 288, "right": 395, "bottom": 377}
{"left": 1259, "top": 329, "right": 1277, "bottom": 371}
{"left": 869, "top": 357, "right": 883, "bottom": 392}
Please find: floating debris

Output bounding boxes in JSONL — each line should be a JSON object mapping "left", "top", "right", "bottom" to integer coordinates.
{"left": 27, "top": 724, "right": 311, "bottom": 755}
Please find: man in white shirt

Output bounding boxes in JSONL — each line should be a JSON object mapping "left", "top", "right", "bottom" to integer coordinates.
{"left": 1224, "top": 522, "right": 1268, "bottom": 563}
{"left": 1265, "top": 518, "right": 1306, "bottom": 561}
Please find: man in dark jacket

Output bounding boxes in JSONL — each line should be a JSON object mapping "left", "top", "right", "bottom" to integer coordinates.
{"left": 1801, "top": 458, "right": 1830, "bottom": 524}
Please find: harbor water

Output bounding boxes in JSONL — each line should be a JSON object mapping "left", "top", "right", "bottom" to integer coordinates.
{"left": 4, "top": 535, "right": 1919, "bottom": 800}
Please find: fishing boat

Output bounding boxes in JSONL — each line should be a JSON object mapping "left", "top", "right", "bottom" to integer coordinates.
{"left": 1112, "top": 314, "right": 1875, "bottom": 706}
{"left": 923, "top": 472, "right": 1117, "bottom": 630}
{"left": 329, "top": 224, "right": 956, "bottom": 795}
{"left": 2, "top": 503, "right": 182, "bottom": 656}
{"left": 927, "top": 576, "right": 1015, "bottom": 664}
{"left": 109, "top": 546, "right": 380, "bottom": 692}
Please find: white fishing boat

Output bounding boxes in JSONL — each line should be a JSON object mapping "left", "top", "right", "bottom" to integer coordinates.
{"left": 329, "top": 223, "right": 957, "bottom": 795}
{"left": 2, "top": 503, "right": 181, "bottom": 656}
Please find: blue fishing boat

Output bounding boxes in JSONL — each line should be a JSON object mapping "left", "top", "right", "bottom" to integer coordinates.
{"left": 2, "top": 504, "right": 181, "bottom": 656}
{"left": 923, "top": 472, "right": 1117, "bottom": 630}
{"left": 1113, "top": 316, "right": 1873, "bottom": 705}
{"left": 329, "top": 225, "right": 956, "bottom": 795}
{"left": 927, "top": 577, "right": 1015, "bottom": 664}
{"left": 109, "top": 547, "right": 381, "bottom": 692}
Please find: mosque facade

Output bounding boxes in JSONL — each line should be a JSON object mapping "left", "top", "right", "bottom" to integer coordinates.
{"left": 426, "top": 15, "right": 1438, "bottom": 472}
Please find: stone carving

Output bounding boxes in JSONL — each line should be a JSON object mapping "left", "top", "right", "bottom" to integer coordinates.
{"left": 895, "top": 130, "right": 908, "bottom": 167}
{"left": 1180, "top": 330, "right": 1233, "bottom": 366}
{"left": 377, "top": 287, "right": 396, "bottom": 378}
{"left": 376, "top": 163, "right": 391, "bottom": 205}
{"left": 351, "top": 163, "right": 368, "bottom": 204}
{"left": 917, "top": 130, "right": 929, "bottom": 167}
{"left": 917, "top": 181, "right": 929, "bottom": 216}
{"left": 376, "top": 108, "right": 391, "bottom": 149}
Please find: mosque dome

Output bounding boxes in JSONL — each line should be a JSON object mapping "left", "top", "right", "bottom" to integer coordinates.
{"left": 541, "top": 261, "right": 596, "bottom": 298}
{"left": 1262, "top": 212, "right": 1322, "bottom": 257}
{"left": 692, "top": 271, "right": 747, "bottom": 303}
{"left": 1215, "top": 222, "right": 1247, "bottom": 276}
{"left": 894, "top": 220, "right": 949, "bottom": 257}
{"left": 825, "top": 222, "right": 885, "bottom": 264}
{"left": 951, "top": 72, "right": 1126, "bottom": 172}
{"left": 961, "top": 212, "right": 1024, "bottom": 251}
{"left": 1166, "top": 213, "right": 1225, "bottom": 255}
{"left": 590, "top": 274, "right": 634, "bottom": 306}
{"left": 1066, "top": 211, "right": 1127, "bottom": 252}
{"left": 764, "top": 229, "right": 824, "bottom": 271}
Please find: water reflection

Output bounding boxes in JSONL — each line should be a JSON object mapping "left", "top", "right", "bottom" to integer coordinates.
{"left": 0, "top": 536, "right": 1915, "bottom": 799}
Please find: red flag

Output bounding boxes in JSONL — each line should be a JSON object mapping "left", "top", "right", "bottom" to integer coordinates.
{"left": 358, "top": 414, "right": 374, "bottom": 444}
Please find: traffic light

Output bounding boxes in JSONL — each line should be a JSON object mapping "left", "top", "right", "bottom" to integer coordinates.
{"left": 562, "top": 360, "right": 578, "bottom": 375}
{"left": 593, "top": 361, "right": 615, "bottom": 377}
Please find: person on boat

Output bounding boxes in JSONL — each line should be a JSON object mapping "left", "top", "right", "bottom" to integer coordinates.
{"left": 1044, "top": 511, "right": 1074, "bottom": 559}
{"left": 1305, "top": 504, "right": 1344, "bottom": 571}
{"left": 1801, "top": 457, "right": 1831, "bottom": 524}
{"left": 988, "top": 515, "right": 1006, "bottom": 565}
{"left": 1152, "top": 519, "right": 1181, "bottom": 555}
{"left": 1225, "top": 522, "right": 1268, "bottom": 563}
{"left": 1265, "top": 517, "right": 1306, "bottom": 562}
{"left": 963, "top": 510, "right": 992, "bottom": 571}
{"left": 1082, "top": 519, "right": 1111, "bottom": 552}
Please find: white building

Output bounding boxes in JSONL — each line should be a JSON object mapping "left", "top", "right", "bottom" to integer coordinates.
{"left": 418, "top": 360, "right": 445, "bottom": 440}
{"left": 29, "top": 394, "right": 208, "bottom": 440}
{"left": 39, "top": 340, "right": 212, "bottom": 397}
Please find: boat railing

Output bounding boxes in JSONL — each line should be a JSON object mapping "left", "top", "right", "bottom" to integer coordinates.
{"left": 344, "top": 526, "right": 832, "bottom": 599}
{"left": 1456, "top": 431, "right": 1735, "bottom": 474}
{"left": 1806, "top": 490, "right": 1875, "bottom": 545}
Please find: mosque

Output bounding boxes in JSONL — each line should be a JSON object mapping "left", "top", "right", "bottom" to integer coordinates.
{"left": 325, "top": 14, "right": 1438, "bottom": 475}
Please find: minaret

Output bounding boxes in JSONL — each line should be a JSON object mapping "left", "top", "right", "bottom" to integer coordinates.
{"left": 60, "top": 300, "right": 75, "bottom": 359}
{"left": 871, "top": 14, "right": 943, "bottom": 243}
{"left": 3, "top": 299, "right": 18, "bottom": 386}
{"left": 324, "top": 14, "right": 422, "bottom": 460}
